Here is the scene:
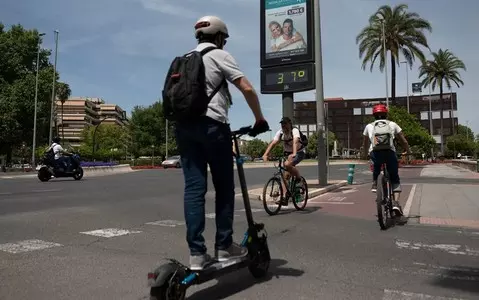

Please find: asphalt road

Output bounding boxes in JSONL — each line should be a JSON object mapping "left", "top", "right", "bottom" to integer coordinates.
{"left": 0, "top": 165, "right": 478, "bottom": 299}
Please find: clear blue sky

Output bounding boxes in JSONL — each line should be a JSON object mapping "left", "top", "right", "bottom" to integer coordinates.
{"left": 1, "top": 0, "right": 477, "bottom": 140}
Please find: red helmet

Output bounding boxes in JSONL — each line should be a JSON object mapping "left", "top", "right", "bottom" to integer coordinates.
{"left": 372, "top": 104, "right": 388, "bottom": 115}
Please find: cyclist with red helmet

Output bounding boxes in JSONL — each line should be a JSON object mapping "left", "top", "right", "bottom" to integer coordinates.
{"left": 362, "top": 104, "right": 410, "bottom": 198}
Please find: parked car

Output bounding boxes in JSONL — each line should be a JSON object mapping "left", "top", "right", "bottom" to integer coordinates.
{"left": 161, "top": 156, "right": 181, "bottom": 169}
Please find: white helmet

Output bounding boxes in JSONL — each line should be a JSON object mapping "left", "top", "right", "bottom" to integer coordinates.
{"left": 194, "top": 16, "right": 229, "bottom": 39}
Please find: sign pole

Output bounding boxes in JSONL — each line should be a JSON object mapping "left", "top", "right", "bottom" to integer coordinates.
{"left": 313, "top": 0, "right": 327, "bottom": 186}
{"left": 282, "top": 92, "right": 294, "bottom": 120}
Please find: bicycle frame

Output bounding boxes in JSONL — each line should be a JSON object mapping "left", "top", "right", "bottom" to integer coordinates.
{"left": 273, "top": 157, "right": 296, "bottom": 196}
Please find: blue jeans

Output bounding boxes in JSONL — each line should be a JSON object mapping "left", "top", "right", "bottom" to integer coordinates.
{"left": 175, "top": 117, "right": 235, "bottom": 255}
{"left": 370, "top": 150, "right": 400, "bottom": 185}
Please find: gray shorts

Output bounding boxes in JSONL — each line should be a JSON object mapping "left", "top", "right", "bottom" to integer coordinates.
{"left": 284, "top": 151, "right": 306, "bottom": 166}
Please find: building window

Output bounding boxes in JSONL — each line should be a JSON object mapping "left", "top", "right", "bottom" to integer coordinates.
{"left": 353, "top": 108, "right": 362, "bottom": 115}
{"left": 365, "top": 107, "right": 372, "bottom": 115}
{"left": 420, "top": 112, "right": 429, "bottom": 120}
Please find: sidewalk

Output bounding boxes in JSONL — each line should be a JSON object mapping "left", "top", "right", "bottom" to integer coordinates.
{"left": 406, "top": 164, "right": 479, "bottom": 229}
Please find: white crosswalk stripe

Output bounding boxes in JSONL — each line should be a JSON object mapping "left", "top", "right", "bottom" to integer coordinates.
{"left": 383, "top": 289, "right": 466, "bottom": 300}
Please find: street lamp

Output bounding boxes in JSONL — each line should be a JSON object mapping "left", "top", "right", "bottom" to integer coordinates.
{"left": 48, "top": 30, "right": 59, "bottom": 144}
{"left": 32, "top": 32, "right": 45, "bottom": 167}
{"left": 381, "top": 19, "right": 389, "bottom": 107}
{"left": 400, "top": 61, "right": 410, "bottom": 113}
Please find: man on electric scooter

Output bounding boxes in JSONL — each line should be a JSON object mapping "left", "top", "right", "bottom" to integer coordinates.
{"left": 174, "top": 16, "right": 269, "bottom": 271}
{"left": 362, "top": 104, "right": 410, "bottom": 213}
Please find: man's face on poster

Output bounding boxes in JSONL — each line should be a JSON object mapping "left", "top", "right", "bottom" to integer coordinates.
{"left": 283, "top": 22, "right": 292, "bottom": 36}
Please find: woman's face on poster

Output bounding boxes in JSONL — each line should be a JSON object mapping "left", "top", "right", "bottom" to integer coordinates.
{"left": 269, "top": 23, "right": 282, "bottom": 38}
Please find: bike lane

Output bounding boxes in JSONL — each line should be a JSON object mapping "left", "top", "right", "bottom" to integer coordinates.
{"left": 307, "top": 166, "right": 422, "bottom": 221}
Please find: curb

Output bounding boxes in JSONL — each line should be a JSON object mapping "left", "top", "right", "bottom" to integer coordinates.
{"left": 247, "top": 180, "right": 348, "bottom": 201}
{"left": 0, "top": 164, "right": 134, "bottom": 179}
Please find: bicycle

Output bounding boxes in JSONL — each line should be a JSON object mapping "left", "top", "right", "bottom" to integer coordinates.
{"left": 375, "top": 153, "right": 410, "bottom": 230}
{"left": 262, "top": 156, "right": 308, "bottom": 216}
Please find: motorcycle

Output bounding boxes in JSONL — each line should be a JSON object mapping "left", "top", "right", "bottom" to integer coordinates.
{"left": 37, "top": 151, "right": 84, "bottom": 182}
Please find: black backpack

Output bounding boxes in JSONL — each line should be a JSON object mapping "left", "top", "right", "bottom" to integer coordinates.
{"left": 162, "top": 46, "right": 227, "bottom": 122}
{"left": 280, "top": 127, "right": 309, "bottom": 148}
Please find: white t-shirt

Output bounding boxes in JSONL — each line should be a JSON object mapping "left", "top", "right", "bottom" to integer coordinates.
{"left": 50, "top": 143, "right": 63, "bottom": 159}
{"left": 363, "top": 120, "right": 402, "bottom": 153}
{"left": 192, "top": 42, "right": 245, "bottom": 124}
{"left": 273, "top": 127, "right": 305, "bottom": 153}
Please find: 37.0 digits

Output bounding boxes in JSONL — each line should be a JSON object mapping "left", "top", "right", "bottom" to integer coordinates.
{"left": 276, "top": 70, "right": 305, "bottom": 84}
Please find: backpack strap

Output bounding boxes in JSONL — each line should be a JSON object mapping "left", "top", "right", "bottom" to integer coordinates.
{"left": 196, "top": 46, "right": 229, "bottom": 104}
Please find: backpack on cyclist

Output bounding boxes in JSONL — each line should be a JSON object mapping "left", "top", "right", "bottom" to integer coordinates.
{"left": 162, "top": 46, "right": 227, "bottom": 122}
{"left": 371, "top": 120, "right": 394, "bottom": 151}
{"left": 280, "top": 127, "right": 308, "bottom": 148}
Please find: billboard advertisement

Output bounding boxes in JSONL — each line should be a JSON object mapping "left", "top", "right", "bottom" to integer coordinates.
{"left": 260, "top": 0, "right": 314, "bottom": 68}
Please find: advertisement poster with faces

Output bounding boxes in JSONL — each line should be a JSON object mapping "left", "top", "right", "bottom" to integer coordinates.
{"left": 264, "top": 0, "right": 308, "bottom": 60}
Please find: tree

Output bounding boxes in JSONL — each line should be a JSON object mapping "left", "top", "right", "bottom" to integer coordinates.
{"left": 56, "top": 82, "right": 71, "bottom": 141}
{"left": 0, "top": 23, "right": 69, "bottom": 163}
{"left": 79, "top": 124, "right": 130, "bottom": 160}
{"left": 306, "top": 131, "right": 338, "bottom": 158}
{"left": 419, "top": 49, "right": 466, "bottom": 154}
{"left": 356, "top": 4, "right": 432, "bottom": 105}
{"left": 244, "top": 139, "right": 267, "bottom": 158}
{"left": 445, "top": 124, "right": 476, "bottom": 157}
{"left": 129, "top": 101, "right": 177, "bottom": 158}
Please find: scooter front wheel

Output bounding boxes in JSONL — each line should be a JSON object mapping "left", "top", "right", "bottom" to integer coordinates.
{"left": 150, "top": 273, "right": 186, "bottom": 300}
{"left": 247, "top": 235, "right": 271, "bottom": 279}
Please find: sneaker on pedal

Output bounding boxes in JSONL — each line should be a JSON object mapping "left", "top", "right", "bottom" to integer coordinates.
{"left": 215, "top": 243, "right": 248, "bottom": 262}
{"left": 189, "top": 253, "right": 213, "bottom": 271}
{"left": 371, "top": 181, "right": 377, "bottom": 193}
{"left": 392, "top": 183, "right": 402, "bottom": 192}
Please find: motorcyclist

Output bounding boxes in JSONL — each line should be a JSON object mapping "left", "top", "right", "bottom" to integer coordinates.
{"left": 47, "top": 137, "right": 74, "bottom": 172}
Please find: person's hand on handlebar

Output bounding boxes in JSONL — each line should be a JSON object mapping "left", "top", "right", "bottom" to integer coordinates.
{"left": 249, "top": 119, "right": 269, "bottom": 137}
{"left": 262, "top": 154, "right": 269, "bottom": 162}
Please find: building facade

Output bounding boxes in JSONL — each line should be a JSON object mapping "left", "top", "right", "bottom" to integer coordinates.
{"left": 54, "top": 97, "right": 129, "bottom": 147}
{"left": 294, "top": 93, "right": 458, "bottom": 154}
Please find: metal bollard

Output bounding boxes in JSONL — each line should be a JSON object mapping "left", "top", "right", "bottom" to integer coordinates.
{"left": 347, "top": 164, "right": 355, "bottom": 184}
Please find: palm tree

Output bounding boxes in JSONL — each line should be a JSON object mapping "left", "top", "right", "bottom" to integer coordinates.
{"left": 419, "top": 49, "right": 466, "bottom": 155}
{"left": 56, "top": 82, "right": 71, "bottom": 142}
{"left": 356, "top": 4, "right": 432, "bottom": 105}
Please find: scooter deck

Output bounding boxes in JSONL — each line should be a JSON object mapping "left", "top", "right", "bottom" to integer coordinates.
{"left": 181, "top": 256, "right": 250, "bottom": 285}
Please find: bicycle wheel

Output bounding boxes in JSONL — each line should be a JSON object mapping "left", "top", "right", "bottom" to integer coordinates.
{"left": 262, "top": 176, "right": 283, "bottom": 216}
{"left": 376, "top": 173, "right": 388, "bottom": 230}
{"left": 292, "top": 176, "right": 308, "bottom": 210}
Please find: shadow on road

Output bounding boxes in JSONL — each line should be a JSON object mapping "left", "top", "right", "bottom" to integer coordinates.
{"left": 431, "top": 266, "right": 479, "bottom": 294}
{"left": 276, "top": 206, "right": 321, "bottom": 215}
{"left": 187, "top": 258, "right": 304, "bottom": 300}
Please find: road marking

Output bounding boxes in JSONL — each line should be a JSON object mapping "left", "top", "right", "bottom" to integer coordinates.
{"left": 311, "top": 202, "right": 355, "bottom": 204}
{"left": 395, "top": 239, "right": 479, "bottom": 256}
{"left": 0, "top": 239, "right": 62, "bottom": 254}
{"left": 0, "top": 176, "right": 14, "bottom": 179}
{"left": 0, "top": 192, "right": 13, "bottom": 195}
{"left": 145, "top": 220, "right": 185, "bottom": 227}
{"left": 32, "top": 189, "right": 62, "bottom": 193}
{"left": 413, "top": 262, "right": 479, "bottom": 273}
{"left": 402, "top": 184, "right": 416, "bottom": 217}
{"left": 80, "top": 228, "right": 141, "bottom": 238}
{"left": 383, "top": 289, "right": 466, "bottom": 299}
{"left": 329, "top": 196, "right": 347, "bottom": 202}
{"left": 341, "top": 189, "right": 357, "bottom": 194}
{"left": 206, "top": 213, "right": 240, "bottom": 219}
{"left": 236, "top": 208, "right": 264, "bottom": 213}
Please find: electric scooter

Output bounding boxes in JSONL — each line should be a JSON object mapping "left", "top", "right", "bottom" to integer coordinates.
{"left": 147, "top": 125, "right": 271, "bottom": 300}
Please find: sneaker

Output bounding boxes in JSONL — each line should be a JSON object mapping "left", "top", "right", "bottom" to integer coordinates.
{"left": 371, "top": 181, "right": 377, "bottom": 193}
{"left": 215, "top": 243, "right": 248, "bottom": 262}
{"left": 392, "top": 183, "right": 402, "bottom": 192}
{"left": 189, "top": 253, "right": 213, "bottom": 271}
